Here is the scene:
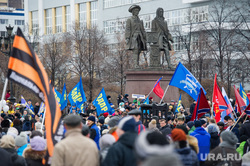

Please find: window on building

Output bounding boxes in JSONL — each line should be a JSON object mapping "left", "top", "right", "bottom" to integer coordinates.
{"left": 79, "top": 3, "right": 87, "bottom": 28}
{"left": 0, "top": 19, "right": 8, "bottom": 24}
{"left": 45, "top": 9, "right": 52, "bottom": 34}
{"left": 91, "top": 1, "right": 98, "bottom": 27}
{"left": 15, "top": 20, "right": 24, "bottom": 25}
{"left": 0, "top": 31, "right": 6, "bottom": 37}
{"left": 66, "top": 6, "right": 71, "bottom": 32}
{"left": 32, "top": 11, "right": 39, "bottom": 35}
{"left": 56, "top": 7, "right": 62, "bottom": 33}
{"left": 172, "top": 36, "right": 186, "bottom": 51}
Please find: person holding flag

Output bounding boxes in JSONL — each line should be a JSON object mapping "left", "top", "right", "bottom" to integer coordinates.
{"left": 175, "top": 94, "right": 182, "bottom": 114}
{"left": 21, "top": 96, "right": 35, "bottom": 116}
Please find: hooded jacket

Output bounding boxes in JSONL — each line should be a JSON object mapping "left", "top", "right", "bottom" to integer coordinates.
{"left": 210, "top": 132, "right": 220, "bottom": 150}
{"left": 190, "top": 127, "right": 211, "bottom": 161}
{"left": 23, "top": 147, "right": 45, "bottom": 166}
{"left": 176, "top": 147, "right": 199, "bottom": 166}
{"left": 102, "top": 131, "right": 137, "bottom": 166}
{"left": 4, "top": 148, "right": 27, "bottom": 166}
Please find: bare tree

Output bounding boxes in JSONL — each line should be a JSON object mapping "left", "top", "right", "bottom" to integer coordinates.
{"left": 70, "top": 24, "right": 107, "bottom": 101}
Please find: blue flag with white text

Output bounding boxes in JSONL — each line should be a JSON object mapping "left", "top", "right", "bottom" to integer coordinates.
{"left": 54, "top": 88, "right": 62, "bottom": 108}
{"left": 92, "top": 88, "right": 114, "bottom": 116}
{"left": 68, "top": 77, "right": 87, "bottom": 112}
{"left": 169, "top": 62, "right": 206, "bottom": 100}
{"left": 21, "top": 95, "right": 35, "bottom": 115}
{"left": 240, "top": 83, "right": 249, "bottom": 106}
{"left": 60, "top": 83, "right": 68, "bottom": 110}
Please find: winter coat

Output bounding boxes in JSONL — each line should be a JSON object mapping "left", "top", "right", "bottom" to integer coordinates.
{"left": 100, "top": 147, "right": 110, "bottom": 164}
{"left": 17, "top": 144, "right": 28, "bottom": 156}
{"left": 159, "top": 124, "right": 172, "bottom": 136}
{"left": 188, "top": 126, "right": 195, "bottom": 135}
{"left": 0, "top": 147, "right": 13, "bottom": 166}
{"left": 210, "top": 132, "right": 220, "bottom": 150}
{"left": 13, "top": 125, "right": 22, "bottom": 134}
{"left": 240, "top": 120, "right": 250, "bottom": 138}
{"left": 228, "top": 125, "right": 240, "bottom": 142}
{"left": 51, "top": 128, "right": 99, "bottom": 166}
{"left": 135, "top": 121, "right": 146, "bottom": 135}
{"left": 190, "top": 127, "right": 211, "bottom": 161}
{"left": 4, "top": 148, "right": 27, "bottom": 166}
{"left": 22, "top": 121, "right": 31, "bottom": 131}
{"left": 23, "top": 147, "right": 45, "bottom": 166}
{"left": 236, "top": 141, "right": 246, "bottom": 156}
{"left": 205, "top": 144, "right": 241, "bottom": 166}
{"left": 90, "top": 123, "right": 101, "bottom": 150}
{"left": 102, "top": 131, "right": 137, "bottom": 166}
{"left": 175, "top": 147, "right": 199, "bottom": 166}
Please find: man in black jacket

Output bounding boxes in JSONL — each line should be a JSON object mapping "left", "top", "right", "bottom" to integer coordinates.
{"left": 102, "top": 116, "right": 137, "bottom": 166}
{"left": 240, "top": 117, "right": 250, "bottom": 138}
{"left": 159, "top": 118, "right": 172, "bottom": 136}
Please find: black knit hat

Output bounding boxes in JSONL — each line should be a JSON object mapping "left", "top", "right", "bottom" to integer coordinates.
{"left": 1, "top": 120, "right": 10, "bottom": 128}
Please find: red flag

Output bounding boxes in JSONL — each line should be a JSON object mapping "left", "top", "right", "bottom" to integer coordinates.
{"left": 153, "top": 77, "right": 164, "bottom": 99}
{"left": 244, "top": 104, "right": 250, "bottom": 117}
{"left": 212, "top": 74, "right": 228, "bottom": 123}
{"left": 234, "top": 85, "right": 246, "bottom": 115}
{"left": 191, "top": 88, "right": 210, "bottom": 121}
{"left": 7, "top": 28, "right": 63, "bottom": 164}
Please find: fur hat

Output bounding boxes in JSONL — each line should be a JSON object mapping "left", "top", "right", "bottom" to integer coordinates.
{"left": 135, "top": 130, "right": 172, "bottom": 160}
{"left": 99, "top": 134, "right": 115, "bottom": 150}
{"left": 30, "top": 136, "right": 46, "bottom": 151}
{"left": 171, "top": 128, "right": 186, "bottom": 142}
{"left": 15, "top": 132, "right": 27, "bottom": 147}
{"left": 7, "top": 127, "right": 18, "bottom": 139}
{"left": 186, "top": 135, "right": 199, "bottom": 154}
{"left": 118, "top": 116, "right": 136, "bottom": 132}
{"left": 0, "top": 135, "right": 15, "bottom": 148}
{"left": 108, "top": 116, "right": 119, "bottom": 128}
{"left": 148, "top": 119, "right": 157, "bottom": 129}
{"left": 220, "top": 131, "right": 238, "bottom": 146}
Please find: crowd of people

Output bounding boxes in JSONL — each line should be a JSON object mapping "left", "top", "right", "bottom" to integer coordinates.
{"left": 1, "top": 94, "right": 250, "bottom": 166}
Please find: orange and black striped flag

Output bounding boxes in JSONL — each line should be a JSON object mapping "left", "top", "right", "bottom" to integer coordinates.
{"left": 7, "top": 27, "right": 63, "bottom": 164}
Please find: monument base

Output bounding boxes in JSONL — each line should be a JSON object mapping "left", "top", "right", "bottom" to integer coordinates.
{"left": 125, "top": 69, "right": 179, "bottom": 103}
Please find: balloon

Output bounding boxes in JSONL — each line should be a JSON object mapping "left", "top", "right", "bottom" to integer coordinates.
{"left": 0, "top": 100, "right": 6, "bottom": 106}
{"left": 3, "top": 105, "right": 9, "bottom": 113}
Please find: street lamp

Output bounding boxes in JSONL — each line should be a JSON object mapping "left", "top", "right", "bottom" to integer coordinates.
{"left": 0, "top": 24, "right": 16, "bottom": 103}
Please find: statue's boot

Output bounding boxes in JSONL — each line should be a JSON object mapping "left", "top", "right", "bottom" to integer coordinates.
{"left": 133, "top": 50, "right": 140, "bottom": 68}
{"left": 166, "top": 54, "right": 174, "bottom": 69}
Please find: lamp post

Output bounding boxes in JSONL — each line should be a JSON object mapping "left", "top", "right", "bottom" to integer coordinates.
{"left": 0, "top": 25, "right": 16, "bottom": 103}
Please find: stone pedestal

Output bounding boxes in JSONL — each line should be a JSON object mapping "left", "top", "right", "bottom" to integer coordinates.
{"left": 125, "top": 69, "right": 179, "bottom": 103}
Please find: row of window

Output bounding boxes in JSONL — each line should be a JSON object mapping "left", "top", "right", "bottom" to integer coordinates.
{"left": 31, "top": 1, "right": 98, "bottom": 35}
{"left": 0, "top": 19, "right": 24, "bottom": 25}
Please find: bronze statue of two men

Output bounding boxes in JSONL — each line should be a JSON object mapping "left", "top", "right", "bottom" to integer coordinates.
{"left": 125, "top": 5, "right": 174, "bottom": 69}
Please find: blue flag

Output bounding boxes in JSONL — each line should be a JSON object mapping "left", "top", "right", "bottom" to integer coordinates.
{"left": 175, "top": 94, "right": 182, "bottom": 113}
{"left": 68, "top": 77, "right": 87, "bottom": 112}
{"left": 240, "top": 83, "right": 249, "bottom": 106}
{"left": 54, "top": 88, "right": 62, "bottom": 108}
{"left": 169, "top": 62, "right": 206, "bottom": 100}
{"left": 38, "top": 102, "right": 45, "bottom": 115}
{"left": 21, "top": 95, "right": 35, "bottom": 115}
{"left": 60, "top": 83, "right": 68, "bottom": 110}
{"left": 92, "top": 88, "right": 114, "bottom": 116}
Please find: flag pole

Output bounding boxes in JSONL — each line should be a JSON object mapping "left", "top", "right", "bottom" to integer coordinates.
{"left": 1, "top": 78, "right": 8, "bottom": 101}
{"left": 211, "top": 74, "right": 216, "bottom": 118}
{"left": 160, "top": 85, "right": 169, "bottom": 104}
{"left": 230, "top": 112, "right": 244, "bottom": 132}
{"left": 41, "top": 108, "right": 46, "bottom": 133}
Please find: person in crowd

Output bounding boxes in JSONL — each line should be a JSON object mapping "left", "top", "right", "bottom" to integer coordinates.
{"left": 217, "top": 121, "right": 225, "bottom": 135}
{"left": 22, "top": 116, "right": 31, "bottom": 132}
{"left": 1, "top": 118, "right": 10, "bottom": 135}
{"left": 108, "top": 116, "right": 120, "bottom": 141}
{"left": 13, "top": 118, "right": 22, "bottom": 134}
{"left": 148, "top": 119, "right": 160, "bottom": 133}
{"left": 27, "top": 100, "right": 34, "bottom": 113}
{"left": 226, "top": 118, "right": 240, "bottom": 141}
{"left": 15, "top": 132, "right": 28, "bottom": 156}
{"left": 122, "top": 94, "right": 129, "bottom": 103}
{"left": 0, "top": 147, "right": 13, "bottom": 166}
{"left": 117, "top": 95, "right": 123, "bottom": 106}
{"left": 103, "top": 116, "right": 137, "bottom": 166}
{"left": 240, "top": 116, "right": 250, "bottom": 138}
{"left": 189, "top": 100, "right": 196, "bottom": 115}
{"left": 33, "top": 102, "right": 40, "bottom": 115}
{"left": 7, "top": 127, "right": 19, "bottom": 139}
{"left": 81, "top": 124, "right": 90, "bottom": 137}
{"left": 128, "top": 109, "right": 146, "bottom": 134}
{"left": 98, "top": 118, "right": 108, "bottom": 136}
{"left": 187, "top": 121, "right": 195, "bottom": 135}
{"left": 99, "top": 134, "right": 116, "bottom": 164}
{"left": 176, "top": 115, "right": 185, "bottom": 126}
{"left": 236, "top": 135, "right": 248, "bottom": 156}
{"left": 159, "top": 118, "right": 172, "bottom": 136}
{"left": 207, "top": 124, "right": 220, "bottom": 150}
{"left": 223, "top": 115, "right": 231, "bottom": 130}
{"left": 1, "top": 135, "right": 27, "bottom": 166}
{"left": 5, "top": 90, "right": 10, "bottom": 100}
{"left": 205, "top": 131, "right": 241, "bottom": 166}
{"left": 190, "top": 120, "right": 211, "bottom": 164}
{"left": 186, "top": 134, "right": 199, "bottom": 154}
{"left": 23, "top": 136, "right": 46, "bottom": 166}
{"left": 171, "top": 128, "right": 199, "bottom": 166}
{"left": 87, "top": 116, "right": 101, "bottom": 150}
{"left": 52, "top": 114, "right": 99, "bottom": 166}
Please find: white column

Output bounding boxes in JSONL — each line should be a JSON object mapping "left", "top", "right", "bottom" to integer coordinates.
{"left": 70, "top": 0, "right": 75, "bottom": 24}
{"left": 38, "top": 0, "right": 44, "bottom": 36}
{"left": 24, "top": 0, "right": 29, "bottom": 27}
